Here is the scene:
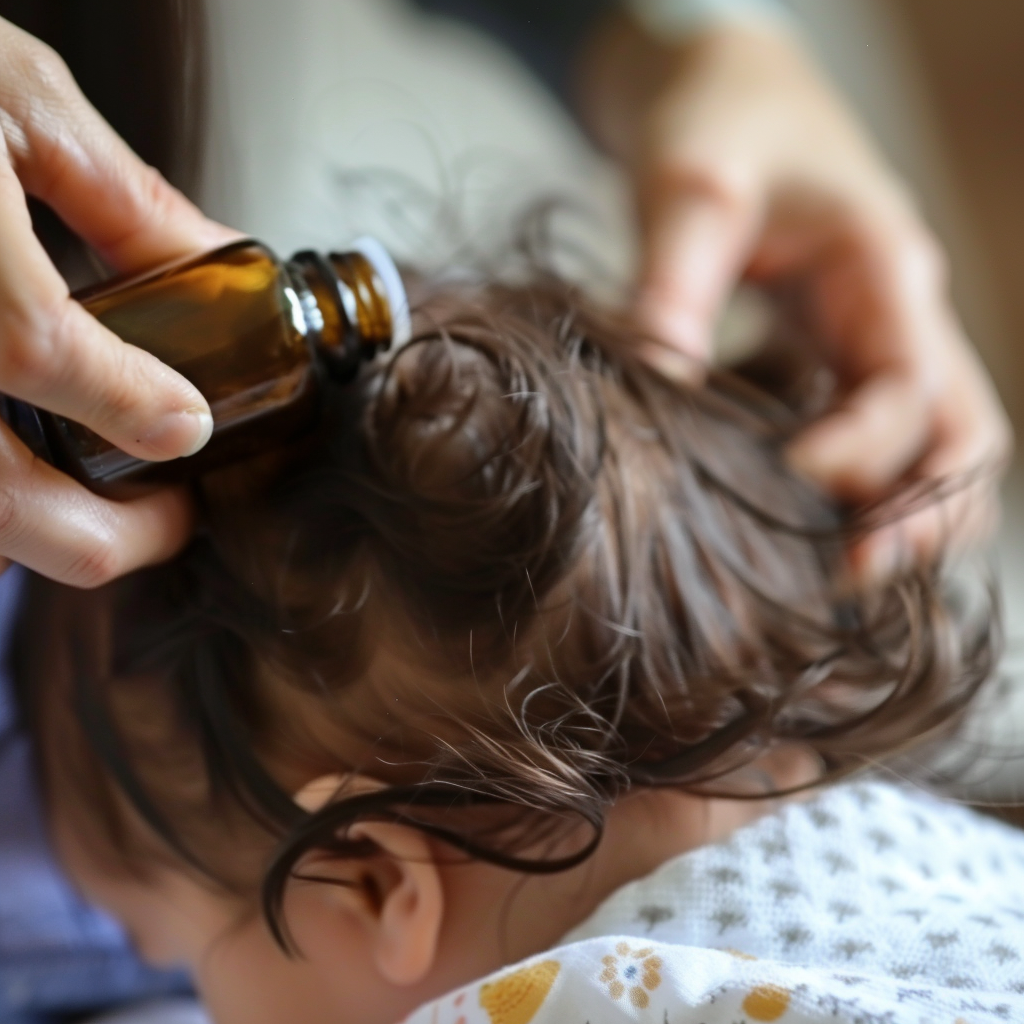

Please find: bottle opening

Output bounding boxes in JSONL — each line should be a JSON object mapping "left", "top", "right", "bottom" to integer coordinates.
{"left": 349, "top": 236, "right": 412, "bottom": 350}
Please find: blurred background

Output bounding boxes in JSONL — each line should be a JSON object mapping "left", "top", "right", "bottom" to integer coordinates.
{"left": 193, "top": 0, "right": 1024, "bottom": 794}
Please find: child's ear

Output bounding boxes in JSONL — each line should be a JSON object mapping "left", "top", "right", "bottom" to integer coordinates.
{"left": 292, "top": 775, "right": 444, "bottom": 987}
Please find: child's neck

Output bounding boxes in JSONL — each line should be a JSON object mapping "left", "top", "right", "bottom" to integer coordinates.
{"left": 425, "top": 745, "right": 817, "bottom": 996}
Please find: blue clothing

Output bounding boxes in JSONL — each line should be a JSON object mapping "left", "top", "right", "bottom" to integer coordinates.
{"left": 0, "top": 568, "right": 188, "bottom": 1024}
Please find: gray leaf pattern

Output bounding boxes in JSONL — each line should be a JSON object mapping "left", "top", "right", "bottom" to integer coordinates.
{"left": 828, "top": 901, "right": 860, "bottom": 923}
{"left": 779, "top": 924, "right": 813, "bottom": 950}
{"left": 823, "top": 850, "right": 855, "bottom": 875}
{"left": 635, "top": 905, "right": 674, "bottom": 932}
{"left": 833, "top": 939, "right": 875, "bottom": 961}
{"left": 925, "top": 931, "right": 960, "bottom": 949}
{"left": 989, "top": 944, "right": 1021, "bottom": 965}
{"left": 709, "top": 908, "right": 747, "bottom": 935}
{"left": 558, "top": 780, "right": 1024, "bottom": 1021}
{"left": 769, "top": 879, "right": 802, "bottom": 902}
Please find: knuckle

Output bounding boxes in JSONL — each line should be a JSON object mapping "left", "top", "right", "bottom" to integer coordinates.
{"left": 653, "top": 156, "right": 754, "bottom": 213}
{"left": 0, "top": 292, "right": 67, "bottom": 394}
{"left": 139, "top": 161, "right": 173, "bottom": 205}
{"left": 897, "top": 227, "right": 948, "bottom": 291}
{"left": 10, "top": 37, "right": 73, "bottom": 100}
{"left": 0, "top": 437, "right": 124, "bottom": 587}
{"left": 134, "top": 163, "right": 181, "bottom": 229}
{"left": 101, "top": 163, "right": 183, "bottom": 259}
{"left": 0, "top": 480, "right": 23, "bottom": 548}
{"left": 64, "top": 537, "right": 122, "bottom": 589}
{"left": 79, "top": 339, "right": 148, "bottom": 433}
{"left": 845, "top": 208, "right": 949, "bottom": 294}
{"left": 0, "top": 446, "right": 42, "bottom": 555}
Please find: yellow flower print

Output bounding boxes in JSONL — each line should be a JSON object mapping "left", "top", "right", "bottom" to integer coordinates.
{"left": 723, "top": 948, "right": 758, "bottom": 961}
{"left": 479, "top": 959, "right": 560, "bottom": 1024}
{"left": 741, "top": 984, "right": 791, "bottom": 1021}
{"left": 599, "top": 942, "right": 663, "bottom": 1009}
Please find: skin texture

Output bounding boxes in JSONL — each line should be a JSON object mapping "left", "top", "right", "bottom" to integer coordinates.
{"left": 50, "top": 749, "right": 816, "bottom": 1024}
{"left": 578, "top": 17, "right": 1012, "bottom": 580}
{"left": 0, "top": 17, "right": 237, "bottom": 585}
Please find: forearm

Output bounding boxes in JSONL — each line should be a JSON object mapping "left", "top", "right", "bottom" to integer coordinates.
{"left": 575, "top": 6, "right": 801, "bottom": 163}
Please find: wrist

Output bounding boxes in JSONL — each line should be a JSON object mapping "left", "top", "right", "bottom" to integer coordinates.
{"left": 576, "top": 13, "right": 805, "bottom": 164}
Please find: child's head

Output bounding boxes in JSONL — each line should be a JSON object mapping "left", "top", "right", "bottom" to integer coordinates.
{"left": 21, "top": 271, "right": 994, "bottom": 1023}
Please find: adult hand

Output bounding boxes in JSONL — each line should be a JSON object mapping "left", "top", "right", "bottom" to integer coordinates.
{"left": 580, "top": 17, "right": 1011, "bottom": 581}
{"left": 0, "top": 17, "right": 238, "bottom": 586}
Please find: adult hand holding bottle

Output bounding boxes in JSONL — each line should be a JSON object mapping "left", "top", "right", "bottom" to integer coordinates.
{"left": 582, "top": 16, "right": 1012, "bottom": 581}
{"left": 0, "top": 17, "right": 236, "bottom": 586}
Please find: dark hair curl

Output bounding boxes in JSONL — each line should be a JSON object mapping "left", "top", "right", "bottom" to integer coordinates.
{"left": 19, "top": 270, "right": 997, "bottom": 950}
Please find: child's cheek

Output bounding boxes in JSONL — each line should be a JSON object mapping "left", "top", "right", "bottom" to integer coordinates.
{"left": 48, "top": 796, "right": 206, "bottom": 968}
{"left": 194, "top": 915, "right": 350, "bottom": 1024}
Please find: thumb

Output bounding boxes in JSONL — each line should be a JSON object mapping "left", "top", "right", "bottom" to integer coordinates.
{"left": 635, "top": 170, "right": 760, "bottom": 364}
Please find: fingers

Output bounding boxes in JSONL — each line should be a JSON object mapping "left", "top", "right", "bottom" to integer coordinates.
{"left": 635, "top": 164, "right": 760, "bottom": 364}
{"left": 612, "top": 15, "right": 1010, "bottom": 585}
{"left": 0, "top": 18, "right": 221, "bottom": 587}
{"left": 0, "top": 19, "right": 232, "bottom": 460}
{"left": 834, "top": 316, "right": 1009, "bottom": 582}
{"left": 0, "top": 19, "right": 237, "bottom": 271}
{"left": 784, "top": 220, "right": 1010, "bottom": 578}
{"left": 626, "top": 24, "right": 805, "bottom": 366}
{"left": 0, "top": 158, "right": 213, "bottom": 459}
{"left": 0, "top": 423, "right": 194, "bottom": 587}
{"left": 858, "top": 345, "right": 1012, "bottom": 577}
{"left": 778, "top": 212, "right": 950, "bottom": 500}
{"left": 787, "top": 370, "right": 932, "bottom": 502}
{"left": 850, "top": 474, "right": 1001, "bottom": 584}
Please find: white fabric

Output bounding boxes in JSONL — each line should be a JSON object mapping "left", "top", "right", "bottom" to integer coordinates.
{"left": 403, "top": 780, "right": 1024, "bottom": 1024}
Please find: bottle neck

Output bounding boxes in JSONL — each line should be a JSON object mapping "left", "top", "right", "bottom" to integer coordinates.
{"left": 288, "top": 245, "right": 403, "bottom": 381}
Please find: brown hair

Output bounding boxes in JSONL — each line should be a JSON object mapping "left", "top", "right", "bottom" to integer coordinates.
{"left": 19, "top": 270, "right": 996, "bottom": 948}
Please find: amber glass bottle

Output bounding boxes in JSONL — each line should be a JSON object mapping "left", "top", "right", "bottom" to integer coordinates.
{"left": 2, "top": 237, "right": 410, "bottom": 497}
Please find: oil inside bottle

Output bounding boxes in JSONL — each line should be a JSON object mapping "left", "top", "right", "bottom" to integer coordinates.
{"left": 20, "top": 237, "right": 404, "bottom": 495}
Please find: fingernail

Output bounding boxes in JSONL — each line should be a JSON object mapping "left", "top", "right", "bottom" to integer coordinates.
{"left": 140, "top": 409, "right": 213, "bottom": 459}
{"left": 182, "top": 410, "right": 214, "bottom": 457}
{"left": 639, "top": 301, "right": 709, "bottom": 360}
{"left": 639, "top": 341, "right": 705, "bottom": 385}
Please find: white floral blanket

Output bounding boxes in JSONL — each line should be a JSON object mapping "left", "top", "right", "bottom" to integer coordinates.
{"left": 403, "top": 782, "right": 1024, "bottom": 1024}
